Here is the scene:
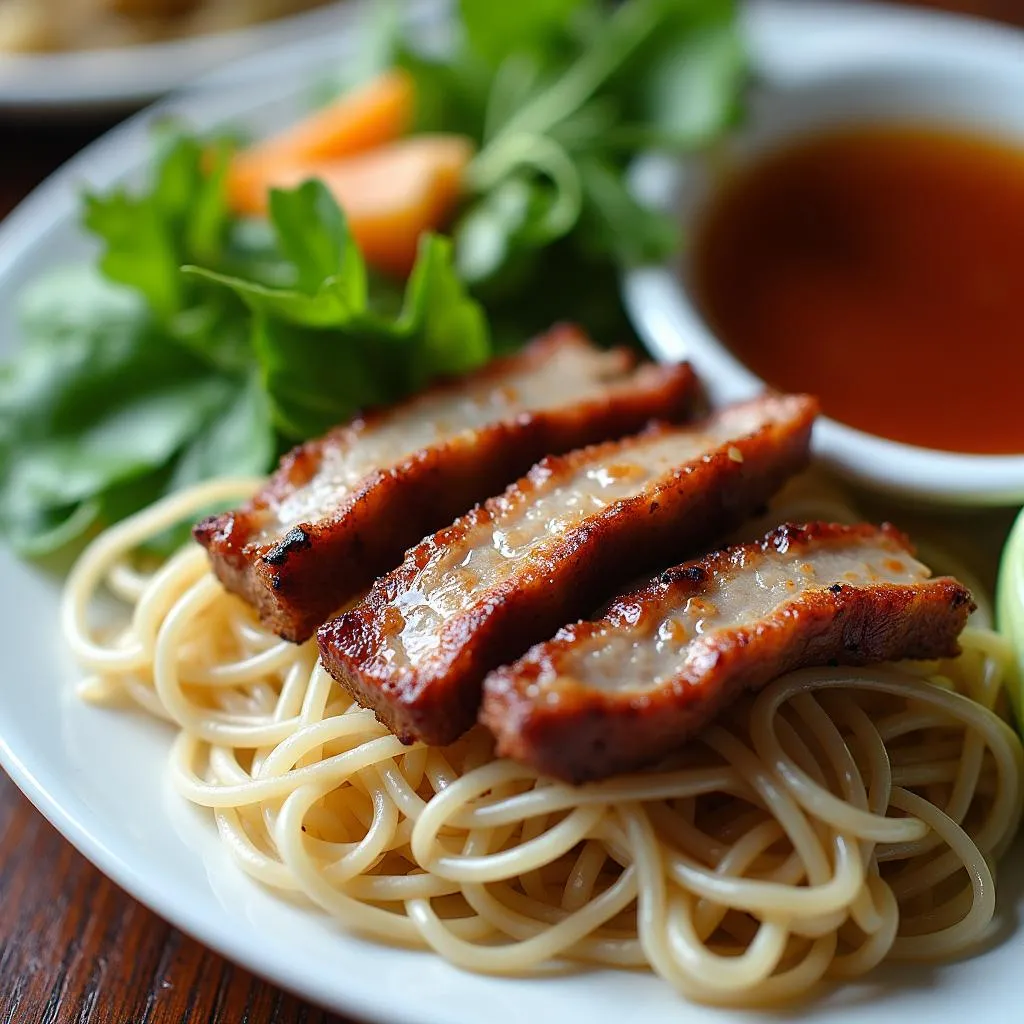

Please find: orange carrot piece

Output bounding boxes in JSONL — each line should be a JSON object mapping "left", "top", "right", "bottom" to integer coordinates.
{"left": 319, "top": 135, "right": 473, "bottom": 276}
{"left": 241, "top": 135, "right": 475, "bottom": 277}
{"left": 229, "top": 69, "right": 414, "bottom": 217}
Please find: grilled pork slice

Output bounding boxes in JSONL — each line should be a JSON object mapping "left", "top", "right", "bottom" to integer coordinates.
{"left": 194, "top": 325, "right": 697, "bottom": 642}
{"left": 317, "top": 394, "right": 818, "bottom": 746}
{"left": 481, "top": 522, "right": 974, "bottom": 783}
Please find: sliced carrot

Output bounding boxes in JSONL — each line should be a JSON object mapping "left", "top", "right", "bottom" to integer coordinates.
{"left": 245, "top": 135, "right": 474, "bottom": 277}
{"left": 319, "top": 135, "right": 473, "bottom": 276}
{"left": 228, "top": 69, "right": 414, "bottom": 217}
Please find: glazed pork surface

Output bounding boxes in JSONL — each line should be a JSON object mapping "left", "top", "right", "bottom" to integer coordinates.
{"left": 317, "top": 394, "right": 818, "bottom": 746}
{"left": 481, "top": 522, "right": 974, "bottom": 782}
{"left": 195, "top": 326, "right": 696, "bottom": 641}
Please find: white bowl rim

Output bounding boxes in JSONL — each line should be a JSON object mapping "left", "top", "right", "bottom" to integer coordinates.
{"left": 623, "top": 0, "right": 1024, "bottom": 507}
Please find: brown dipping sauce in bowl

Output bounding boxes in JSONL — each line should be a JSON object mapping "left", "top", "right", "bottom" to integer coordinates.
{"left": 691, "top": 125, "right": 1024, "bottom": 455}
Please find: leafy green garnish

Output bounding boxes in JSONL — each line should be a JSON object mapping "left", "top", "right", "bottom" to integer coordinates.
{"left": 406, "top": 0, "right": 745, "bottom": 338}
{"left": 0, "top": 0, "right": 743, "bottom": 558}
{"left": 0, "top": 264, "right": 238, "bottom": 554}
{"left": 84, "top": 130, "right": 236, "bottom": 321}
{"left": 0, "top": 160, "right": 490, "bottom": 555}
{"left": 459, "top": 0, "right": 585, "bottom": 65}
{"left": 187, "top": 180, "right": 489, "bottom": 438}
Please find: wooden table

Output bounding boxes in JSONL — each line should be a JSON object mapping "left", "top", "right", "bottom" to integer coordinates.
{"left": 0, "top": 3, "right": 1021, "bottom": 1021}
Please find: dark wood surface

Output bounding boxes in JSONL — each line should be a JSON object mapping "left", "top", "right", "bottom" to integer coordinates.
{"left": 0, "top": 773, "right": 347, "bottom": 1024}
{"left": 0, "top": 3, "right": 1020, "bottom": 1021}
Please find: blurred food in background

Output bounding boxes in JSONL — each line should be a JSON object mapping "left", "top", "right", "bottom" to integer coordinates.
{"left": 0, "top": 0, "right": 332, "bottom": 51}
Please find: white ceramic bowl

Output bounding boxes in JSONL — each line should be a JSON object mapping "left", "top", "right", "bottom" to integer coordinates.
{"left": 623, "top": 0, "right": 1024, "bottom": 507}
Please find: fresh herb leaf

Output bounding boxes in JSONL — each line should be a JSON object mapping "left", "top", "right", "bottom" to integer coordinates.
{"left": 616, "top": 7, "right": 745, "bottom": 147}
{"left": 85, "top": 128, "right": 264, "bottom": 378}
{"left": 0, "top": 130, "right": 288, "bottom": 556}
{"left": 84, "top": 131, "right": 235, "bottom": 321}
{"left": 397, "top": 46, "right": 490, "bottom": 139}
{"left": 170, "top": 372, "right": 276, "bottom": 489}
{"left": 398, "top": 233, "right": 490, "bottom": 388}
{"left": 576, "top": 155, "right": 678, "bottom": 266}
{"left": 268, "top": 181, "right": 367, "bottom": 305}
{"left": 459, "top": 0, "right": 584, "bottom": 65}
{"left": 2, "top": 267, "right": 212, "bottom": 449}
{"left": 83, "top": 186, "right": 182, "bottom": 320}
{"left": 443, "top": 0, "right": 744, "bottom": 313}
{"left": 252, "top": 316, "right": 389, "bottom": 439}
{"left": 184, "top": 180, "right": 370, "bottom": 327}
{"left": 481, "top": 233, "right": 637, "bottom": 346}
{"left": 183, "top": 267, "right": 360, "bottom": 328}
{"left": 2, "top": 498, "right": 102, "bottom": 560}
{"left": 7, "top": 377, "right": 231, "bottom": 510}
{"left": 187, "top": 137, "right": 235, "bottom": 265}
{"left": 454, "top": 176, "right": 534, "bottom": 284}
{"left": 0, "top": 264, "right": 233, "bottom": 554}
{"left": 191, "top": 181, "right": 491, "bottom": 439}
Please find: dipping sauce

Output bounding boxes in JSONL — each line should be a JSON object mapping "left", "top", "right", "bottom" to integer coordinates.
{"left": 692, "top": 126, "right": 1024, "bottom": 454}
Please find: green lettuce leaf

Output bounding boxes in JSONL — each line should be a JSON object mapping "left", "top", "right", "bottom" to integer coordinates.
{"left": 84, "top": 131, "right": 235, "bottom": 320}
{"left": 190, "top": 180, "right": 491, "bottom": 438}
{"left": 0, "top": 132, "right": 280, "bottom": 557}
{"left": 459, "top": 0, "right": 586, "bottom": 64}
{"left": 0, "top": 265, "right": 241, "bottom": 555}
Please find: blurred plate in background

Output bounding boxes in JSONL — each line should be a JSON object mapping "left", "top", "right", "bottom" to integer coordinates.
{"left": 0, "top": 0, "right": 442, "bottom": 115}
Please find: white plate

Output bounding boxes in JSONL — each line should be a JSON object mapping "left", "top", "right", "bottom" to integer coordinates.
{"left": 0, "top": 1, "right": 430, "bottom": 114}
{"left": 1, "top": 3, "right": 1023, "bottom": 1022}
